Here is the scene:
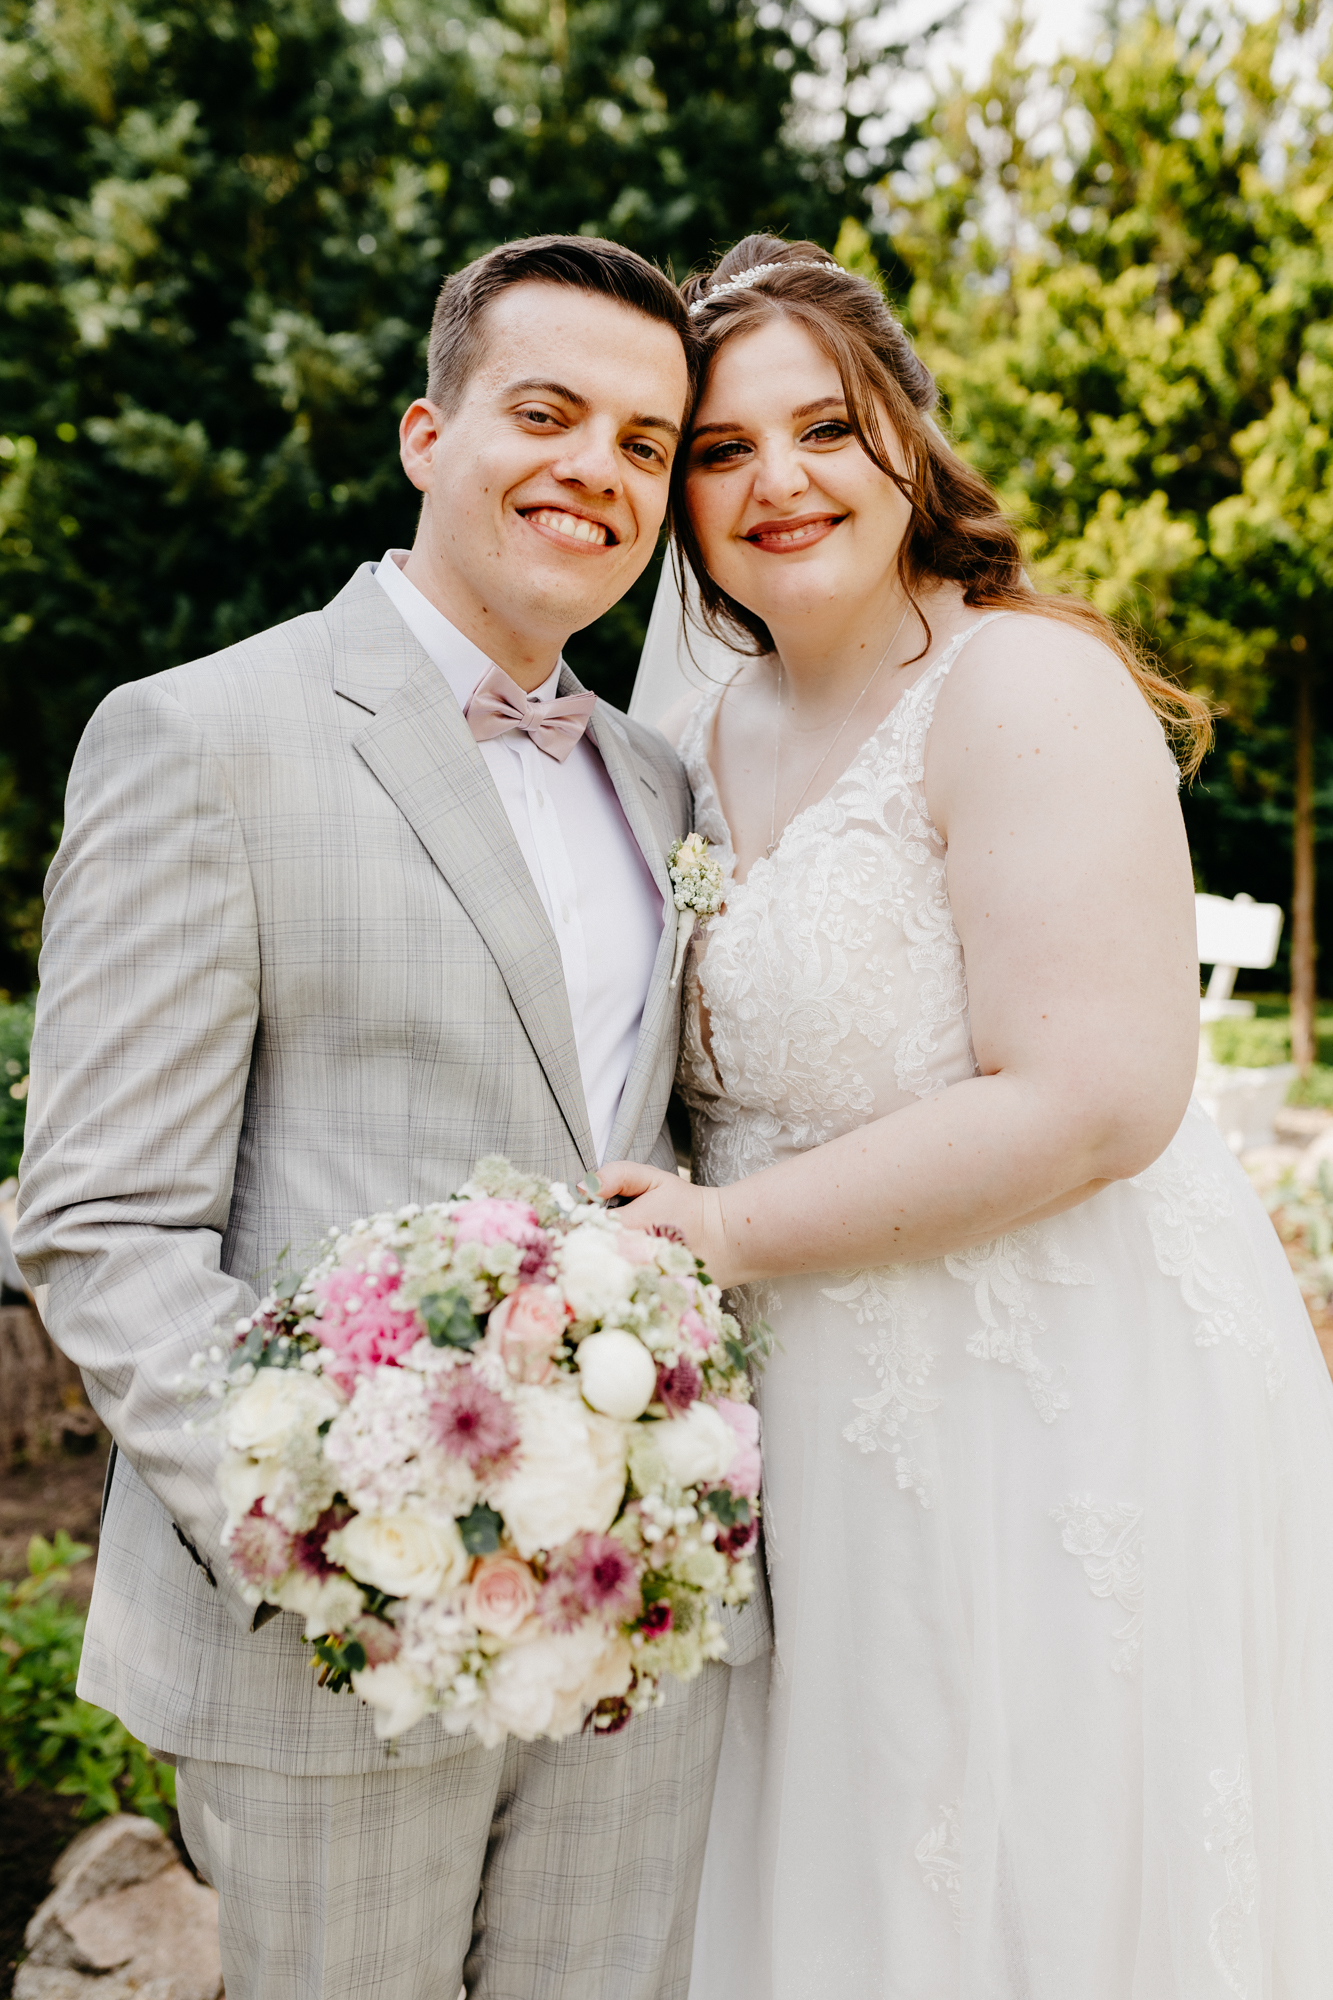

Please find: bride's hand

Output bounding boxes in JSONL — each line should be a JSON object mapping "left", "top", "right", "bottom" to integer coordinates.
{"left": 584, "top": 1162, "right": 733, "bottom": 1283}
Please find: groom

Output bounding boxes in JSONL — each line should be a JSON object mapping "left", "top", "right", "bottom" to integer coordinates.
{"left": 17, "top": 236, "right": 763, "bottom": 1999}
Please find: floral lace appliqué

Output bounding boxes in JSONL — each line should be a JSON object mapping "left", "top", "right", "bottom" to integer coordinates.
{"left": 915, "top": 1801, "right": 963, "bottom": 1930}
{"left": 831, "top": 1268, "right": 939, "bottom": 1493}
{"left": 1203, "top": 1758, "right": 1260, "bottom": 1997}
{"left": 945, "top": 1225, "right": 1093, "bottom": 1422}
{"left": 1051, "top": 1495, "right": 1144, "bottom": 1673}
{"left": 1134, "top": 1131, "right": 1284, "bottom": 1398}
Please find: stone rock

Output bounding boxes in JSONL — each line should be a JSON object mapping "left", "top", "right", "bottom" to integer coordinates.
{"left": 18, "top": 1815, "right": 221, "bottom": 2000}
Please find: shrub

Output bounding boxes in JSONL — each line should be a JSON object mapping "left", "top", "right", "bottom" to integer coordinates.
{"left": 0, "top": 1532, "right": 174, "bottom": 1825}
{"left": 0, "top": 996, "right": 32, "bottom": 1182}
{"left": 1207, "top": 1016, "right": 1292, "bottom": 1067}
{"left": 1287, "top": 1065, "right": 1333, "bottom": 1110}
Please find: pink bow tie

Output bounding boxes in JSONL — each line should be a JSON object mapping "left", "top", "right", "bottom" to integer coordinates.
{"left": 464, "top": 664, "right": 598, "bottom": 763}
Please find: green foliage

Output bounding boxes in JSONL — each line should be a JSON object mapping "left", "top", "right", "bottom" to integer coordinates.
{"left": 1286, "top": 1063, "right": 1333, "bottom": 1109}
{"left": 1207, "top": 1015, "right": 1293, "bottom": 1067}
{"left": 0, "top": 1532, "right": 175, "bottom": 1825}
{"left": 0, "top": 995, "right": 33, "bottom": 1180}
{"left": 880, "top": 1, "right": 1333, "bottom": 962}
{"left": 0, "top": 0, "right": 887, "bottom": 991}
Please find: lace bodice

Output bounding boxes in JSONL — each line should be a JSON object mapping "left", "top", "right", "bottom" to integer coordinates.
{"left": 677, "top": 617, "right": 1005, "bottom": 1188}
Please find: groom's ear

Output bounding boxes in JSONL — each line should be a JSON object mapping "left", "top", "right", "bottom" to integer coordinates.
{"left": 400, "top": 399, "right": 444, "bottom": 496}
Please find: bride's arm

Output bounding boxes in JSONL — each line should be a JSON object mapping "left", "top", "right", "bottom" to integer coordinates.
{"left": 597, "top": 616, "right": 1202, "bottom": 1289}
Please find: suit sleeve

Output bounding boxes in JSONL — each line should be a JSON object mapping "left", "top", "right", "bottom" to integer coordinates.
{"left": 15, "top": 676, "right": 262, "bottom": 1627}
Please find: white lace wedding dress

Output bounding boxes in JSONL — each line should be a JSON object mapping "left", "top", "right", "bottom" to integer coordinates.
{"left": 678, "top": 616, "right": 1333, "bottom": 2000}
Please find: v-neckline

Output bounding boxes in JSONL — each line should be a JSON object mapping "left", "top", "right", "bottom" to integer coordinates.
{"left": 695, "top": 632, "right": 962, "bottom": 894}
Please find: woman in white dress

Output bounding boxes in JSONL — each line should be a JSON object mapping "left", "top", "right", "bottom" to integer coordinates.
{"left": 598, "top": 236, "right": 1333, "bottom": 1998}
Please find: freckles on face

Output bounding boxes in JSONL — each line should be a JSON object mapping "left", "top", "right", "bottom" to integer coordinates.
{"left": 684, "top": 315, "right": 913, "bottom": 617}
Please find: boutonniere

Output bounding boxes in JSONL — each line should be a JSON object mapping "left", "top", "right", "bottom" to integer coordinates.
{"left": 667, "top": 833, "right": 725, "bottom": 986}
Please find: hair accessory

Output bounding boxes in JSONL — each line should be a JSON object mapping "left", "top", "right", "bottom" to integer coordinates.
{"left": 688, "top": 259, "right": 840, "bottom": 316}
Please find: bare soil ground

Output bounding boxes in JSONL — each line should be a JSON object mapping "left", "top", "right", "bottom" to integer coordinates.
{"left": 0, "top": 1429, "right": 109, "bottom": 1603}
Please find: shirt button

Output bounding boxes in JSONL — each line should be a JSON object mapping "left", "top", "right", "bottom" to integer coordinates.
{"left": 535, "top": 790, "right": 546, "bottom": 809}
{"left": 561, "top": 905, "right": 571, "bottom": 924}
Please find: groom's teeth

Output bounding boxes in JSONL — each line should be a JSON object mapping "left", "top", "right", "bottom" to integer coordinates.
{"left": 529, "top": 510, "right": 609, "bottom": 546}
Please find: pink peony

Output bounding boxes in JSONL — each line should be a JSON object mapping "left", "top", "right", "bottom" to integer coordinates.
{"left": 229, "top": 1504, "right": 293, "bottom": 1586}
{"left": 711, "top": 1398, "right": 761, "bottom": 1498}
{"left": 451, "top": 1200, "right": 553, "bottom": 1281}
{"left": 429, "top": 1372, "right": 521, "bottom": 1476}
{"left": 656, "top": 1356, "right": 703, "bottom": 1414}
{"left": 467, "top": 1554, "right": 539, "bottom": 1637}
{"left": 484, "top": 1286, "right": 567, "bottom": 1384}
{"left": 680, "top": 1309, "right": 715, "bottom": 1355}
{"left": 541, "top": 1532, "right": 642, "bottom": 1632}
{"left": 313, "top": 1261, "right": 420, "bottom": 1389}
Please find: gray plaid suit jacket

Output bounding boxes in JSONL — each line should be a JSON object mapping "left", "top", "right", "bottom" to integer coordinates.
{"left": 16, "top": 563, "right": 768, "bottom": 1774}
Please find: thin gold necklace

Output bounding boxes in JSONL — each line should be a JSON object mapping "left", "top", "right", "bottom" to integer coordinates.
{"left": 766, "top": 601, "right": 913, "bottom": 858}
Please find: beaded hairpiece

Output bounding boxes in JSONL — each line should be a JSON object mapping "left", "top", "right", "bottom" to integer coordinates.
{"left": 687, "top": 259, "right": 839, "bottom": 316}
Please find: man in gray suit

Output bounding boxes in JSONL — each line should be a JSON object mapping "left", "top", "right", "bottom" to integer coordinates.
{"left": 17, "top": 235, "right": 764, "bottom": 2000}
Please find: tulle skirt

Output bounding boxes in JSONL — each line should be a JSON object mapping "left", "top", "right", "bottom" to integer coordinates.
{"left": 689, "top": 1102, "right": 1333, "bottom": 1999}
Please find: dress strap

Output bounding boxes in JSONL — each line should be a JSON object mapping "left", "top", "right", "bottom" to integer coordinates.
{"left": 893, "top": 610, "right": 1013, "bottom": 797}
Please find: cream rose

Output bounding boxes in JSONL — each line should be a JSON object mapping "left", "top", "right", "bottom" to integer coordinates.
{"left": 327, "top": 1510, "right": 468, "bottom": 1600}
{"left": 223, "top": 1367, "right": 342, "bottom": 1456}
{"left": 217, "top": 1449, "right": 272, "bottom": 1528}
{"left": 558, "top": 1227, "right": 636, "bottom": 1324}
{"left": 351, "top": 1660, "right": 432, "bottom": 1740}
{"left": 470, "top": 1623, "right": 633, "bottom": 1746}
{"left": 466, "top": 1554, "right": 539, "bottom": 1637}
{"left": 276, "top": 1569, "right": 365, "bottom": 1641}
{"left": 653, "top": 1402, "right": 738, "bottom": 1490}
{"left": 494, "top": 1385, "right": 629, "bottom": 1559}
{"left": 576, "top": 1328, "right": 658, "bottom": 1420}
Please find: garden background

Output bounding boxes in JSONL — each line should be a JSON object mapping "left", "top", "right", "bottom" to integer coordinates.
{"left": 3, "top": 0, "right": 1333, "bottom": 1984}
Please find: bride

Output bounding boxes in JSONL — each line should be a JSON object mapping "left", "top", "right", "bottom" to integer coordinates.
{"left": 598, "top": 236, "right": 1333, "bottom": 1997}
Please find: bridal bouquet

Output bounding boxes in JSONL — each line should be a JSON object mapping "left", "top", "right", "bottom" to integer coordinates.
{"left": 189, "top": 1159, "right": 760, "bottom": 1747}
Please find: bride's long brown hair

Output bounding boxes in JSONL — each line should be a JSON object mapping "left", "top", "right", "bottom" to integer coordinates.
{"left": 673, "top": 235, "right": 1212, "bottom": 778}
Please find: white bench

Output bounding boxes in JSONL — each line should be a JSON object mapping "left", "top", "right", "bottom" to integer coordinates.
{"left": 1196, "top": 892, "right": 1284, "bottom": 1023}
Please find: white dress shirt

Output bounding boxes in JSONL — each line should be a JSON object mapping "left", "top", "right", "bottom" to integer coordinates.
{"left": 374, "top": 550, "right": 665, "bottom": 1162}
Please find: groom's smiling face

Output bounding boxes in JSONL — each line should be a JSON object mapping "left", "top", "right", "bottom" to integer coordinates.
{"left": 399, "top": 279, "right": 690, "bottom": 679}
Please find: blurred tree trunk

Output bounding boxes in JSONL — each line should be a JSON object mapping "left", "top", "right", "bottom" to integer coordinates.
{"left": 1292, "top": 660, "right": 1318, "bottom": 1070}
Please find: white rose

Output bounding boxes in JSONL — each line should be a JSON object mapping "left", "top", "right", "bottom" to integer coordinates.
{"left": 224, "top": 1367, "right": 342, "bottom": 1456}
{"left": 217, "top": 1448, "right": 272, "bottom": 1528}
{"left": 576, "top": 1329, "right": 657, "bottom": 1420}
{"left": 558, "top": 1227, "right": 635, "bottom": 1324}
{"left": 276, "top": 1570, "right": 365, "bottom": 1640}
{"left": 653, "top": 1403, "right": 737, "bottom": 1490}
{"left": 470, "top": 1623, "right": 633, "bottom": 1746}
{"left": 494, "top": 1385, "right": 628, "bottom": 1560}
{"left": 352, "top": 1660, "right": 432, "bottom": 1740}
{"left": 327, "top": 1510, "right": 468, "bottom": 1600}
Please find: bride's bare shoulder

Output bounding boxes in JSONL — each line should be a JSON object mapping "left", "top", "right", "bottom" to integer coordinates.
{"left": 925, "top": 605, "right": 1182, "bottom": 822}
{"left": 935, "top": 607, "right": 1169, "bottom": 753}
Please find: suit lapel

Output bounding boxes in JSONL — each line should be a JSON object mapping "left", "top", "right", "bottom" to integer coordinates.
{"left": 329, "top": 570, "right": 598, "bottom": 1172}
{"left": 568, "top": 668, "right": 679, "bottom": 1164}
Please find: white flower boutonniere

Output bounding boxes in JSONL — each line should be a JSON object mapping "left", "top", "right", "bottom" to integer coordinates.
{"left": 667, "top": 833, "right": 725, "bottom": 986}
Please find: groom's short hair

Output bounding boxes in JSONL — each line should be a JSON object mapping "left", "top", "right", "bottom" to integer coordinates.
{"left": 426, "top": 235, "right": 690, "bottom": 414}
